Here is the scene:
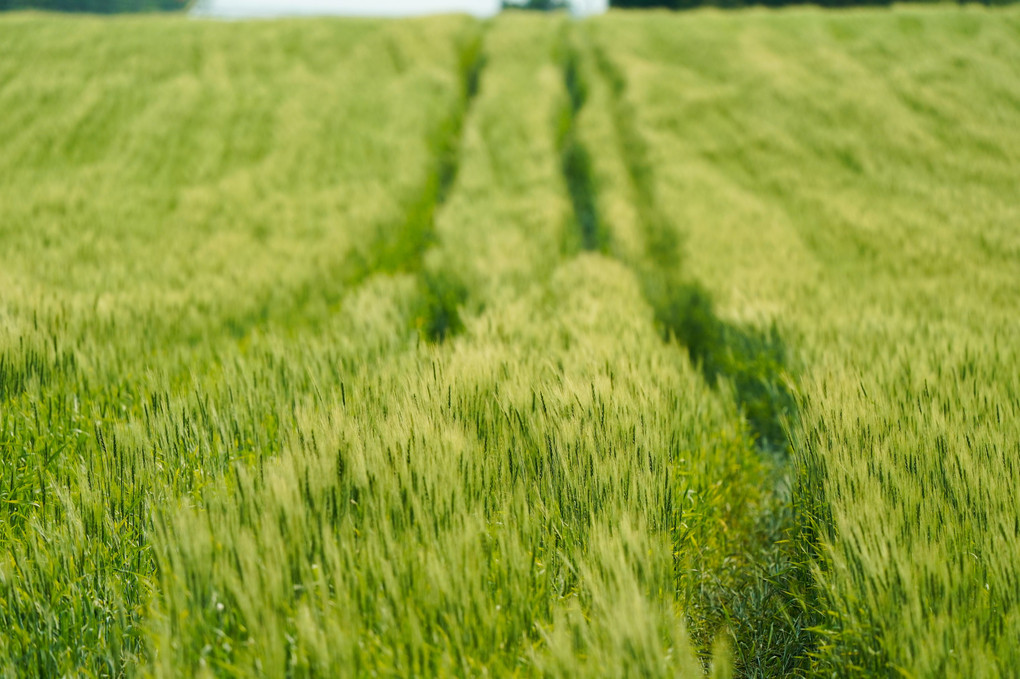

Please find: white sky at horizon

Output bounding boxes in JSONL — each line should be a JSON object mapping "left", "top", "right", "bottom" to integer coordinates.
{"left": 192, "top": 0, "right": 608, "bottom": 19}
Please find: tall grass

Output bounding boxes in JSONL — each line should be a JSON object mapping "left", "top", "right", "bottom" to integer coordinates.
{"left": 144, "top": 14, "right": 765, "bottom": 676}
{"left": 589, "top": 5, "right": 1020, "bottom": 675}
{"left": 0, "top": 10, "right": 763, "bottom": 677}
{"left": 0, "top": 12, "right": 477, "bottom": 676}
{"left": 1, "top": 5, "right": 1017, "bottom": 678}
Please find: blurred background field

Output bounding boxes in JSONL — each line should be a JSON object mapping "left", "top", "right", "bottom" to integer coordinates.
{"left": 1, "top": 4, "right": 1018, "bottom": 678}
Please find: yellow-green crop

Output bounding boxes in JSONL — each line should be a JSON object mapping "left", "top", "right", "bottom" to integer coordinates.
{"left": 1, "top": 5, "right": 1018, "bottom": 678}
{"left": 586, "top": 5, "right": 1020, "bottom": 676}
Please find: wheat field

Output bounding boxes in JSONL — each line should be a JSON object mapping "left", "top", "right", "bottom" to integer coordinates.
{"left": 1, "top": 6, "right": 1018, "bottom": 677}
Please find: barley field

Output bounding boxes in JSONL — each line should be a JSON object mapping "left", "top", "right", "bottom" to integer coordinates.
{"left": 0, "top": 6, "right": 1018, "bottom": 678}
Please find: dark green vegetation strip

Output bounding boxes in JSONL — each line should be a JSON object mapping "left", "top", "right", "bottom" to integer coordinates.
{"left": 557, "top": 33, "right": 608, "bottom": 253}
{"left": 406, "top": 26, "right": 486, "bottom": 343}
{"left": 589, "top": 37, "right": 796, "bottom": 452}
{"left": 229, "top": 23, "right": 487, "bottom": 345}
{"left": 356, "top": 27, "right": 485, "bottom": 279}
{"left": 572, "top": 23, "right": 812, "bottom": 677}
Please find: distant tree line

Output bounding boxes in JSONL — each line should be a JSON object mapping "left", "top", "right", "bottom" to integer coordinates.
{"left": 611, "top": 0, "right": 1010, "bottom": 6}
{"left": 507, "top": 0, "right": 1011, "bottom": 9}
{"left": 0, "top": 0, "right": 183, "bottom": 11}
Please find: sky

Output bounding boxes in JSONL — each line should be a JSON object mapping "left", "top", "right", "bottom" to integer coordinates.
{"left": 191, "top": 0, "right": 608, "bottom": 19}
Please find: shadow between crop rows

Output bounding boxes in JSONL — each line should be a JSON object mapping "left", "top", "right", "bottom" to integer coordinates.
{"left": 569, "top": 26, "right": 816, "bottom": 677}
